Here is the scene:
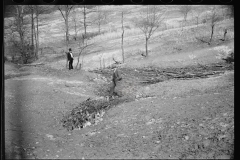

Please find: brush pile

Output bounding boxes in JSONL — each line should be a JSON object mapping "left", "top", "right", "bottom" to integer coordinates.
{"left": 222, "top": 52, "right": 234, "bottom": 63}
{"left": 91, "top": 62, "right": 234, "bottom": 86}
{"left": 61, "top": 97, "right": 133, "bottom": 131}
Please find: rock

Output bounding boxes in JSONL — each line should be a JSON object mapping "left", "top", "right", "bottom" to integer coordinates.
{"left": 184, "top": 135, "right": 189, "bottom": 140}
{"left": 219, "top": 122, "right": 229, "bottom": 128}
{"left": 218, "top": 134, "right": 227, "bottom": 141}
{"left": 194, "top": 144, "right": 199, "bottom": 150}
{"left": 202, "top": 139, "right": 211, "bottom": 148}
{"left": 46, "top": 134, "right": 56, "bottom": 140}
{"left": 199, "top": 123, "right": 204, "bottom": 127}
{"left": 223, "top": 113, "right": 228, "bottom": 117}
{"left": 215, "top": 154, "right": 231, "bottom": 159}
{"left": 135, "top": 94, "right": 142, "bottom": 98}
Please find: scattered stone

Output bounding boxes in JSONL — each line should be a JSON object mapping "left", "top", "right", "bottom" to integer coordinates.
{"left": 146, "top": 119, "right": 155, "bottom": 125}
{"left": 223, "top": 113, "right": 228, "bottom": 117}
{"left": 199, "top": 123, "right": 204, "bottom": 127}
{"left": 202, "top": 139, "right": 211, "bottom": 148}
{"left": 219, "top": 122, "right": 228, "bottom": 128}
{"left": 46, "top": 134, "right": 55, "bottom": 140}
{"left": 87, "top": 131, "right": 96, "bottom": 136}
{"left": 194, "top": 144, "right": 199, "bottom": 150}
{"left": 218, "top": 134, "right": 227, "bottom": 140}
{"left": 184, "top": 135, "right": 189, "bottom": 140}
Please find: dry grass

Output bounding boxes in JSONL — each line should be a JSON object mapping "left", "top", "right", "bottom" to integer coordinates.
{"left": 4, "top": 5, "right": 234, "bottom": 70}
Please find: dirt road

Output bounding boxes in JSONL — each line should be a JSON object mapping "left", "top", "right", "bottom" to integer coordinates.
{"left": 5, "top": 63, "right": 234, "bottom": 159}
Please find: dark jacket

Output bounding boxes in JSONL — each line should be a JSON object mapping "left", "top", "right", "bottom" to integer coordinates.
{"left": 67, "top": 52, "right": 73, "bottom": 61}
{"left": 112, "top": 68, "right": 122, "bottom": 82}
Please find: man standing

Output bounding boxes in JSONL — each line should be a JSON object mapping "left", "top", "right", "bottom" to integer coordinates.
{"left": 109, "top": 65, "right": 122, "bottom": 98}
{"left": 67, "top": 48, "right": 74, "bottom": 70}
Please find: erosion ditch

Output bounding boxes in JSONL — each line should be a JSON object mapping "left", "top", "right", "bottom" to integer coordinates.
{"left": 61, "top": 62, "right": 233, "bottom": 131}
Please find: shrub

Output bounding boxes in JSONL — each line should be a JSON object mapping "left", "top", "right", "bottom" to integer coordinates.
{"left": 202, "top": 19, "right": 207, "bottom": 24}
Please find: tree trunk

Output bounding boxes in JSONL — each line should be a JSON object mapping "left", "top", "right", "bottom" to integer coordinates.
{"left": 97, "top": 6, "right": 101, "bottom": 34}
{"left": 65, "top": 6, "right": 69, "bottom": 48}
{"left": 99, "top": 57, "right": 102, "bottom": 69}
{"left": 74, "top": 22, "right": 77, "bottom": 41}
{"left": 121, "top": 11, "right": 125, "bottom": 63}
{"left": 66, "top": 52, "right": 69, "bottom": 69}
{"left": 145, "top": 37, "right": 149, "bottom": 57}
{"left": 36, "top": 9, "right": 39, "bottom": 60}
{"left": 31, "top": 6, "right": 34, "bottom": 56}
{"left": 83, "top": 6, "right": 87, "bottom": 35}
{"left": 209, "top": 24, "right": 215, "bottom": 44}
{"left": 81, "top": 55, "right": 84, "bottom": 69}
{"left": 65, "top": 19, "right": 69, "bottom": 47}
{"left": 196, "top": 17, "right": 199, "bottom": 26}
{"left": 103, "top": 58, "right": 105, "bottom": 68}
{"left": 17, "top": 5, "right": 26, "bottom": 63}
{"left": 33, "top": 16, "right": 37, "bottom": 60}
{"left": 223, "top": 29, "right": 227, "bottom": 41}
{"left": 75, "top": 52, "right": 81, "bottom": 69}
{"left": 98, "top": 22, "right": 101, "bottom": 34}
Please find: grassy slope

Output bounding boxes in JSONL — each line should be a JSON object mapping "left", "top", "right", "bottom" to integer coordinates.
{"left": 4, "top": 5, "right": 234, "bottom": 69}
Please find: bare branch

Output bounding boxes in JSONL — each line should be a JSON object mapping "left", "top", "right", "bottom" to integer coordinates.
{"left": 57, "top": 6, "right": 66, "bottom": 21}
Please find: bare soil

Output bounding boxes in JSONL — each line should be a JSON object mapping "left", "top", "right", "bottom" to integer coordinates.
{"left": 4, "top": 58, "right": 234, "bottom": 159}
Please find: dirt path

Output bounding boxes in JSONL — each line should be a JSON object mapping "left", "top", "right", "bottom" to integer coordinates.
{"left": 4, "top": 62, "right": 234, "bottom": 159}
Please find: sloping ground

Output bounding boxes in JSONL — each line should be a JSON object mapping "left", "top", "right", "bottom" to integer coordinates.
{"left": 4, "top": 58, "right": 234, "bottom": 159}
{"left": 63, "top": 70, "right": 234, "bottom": 159}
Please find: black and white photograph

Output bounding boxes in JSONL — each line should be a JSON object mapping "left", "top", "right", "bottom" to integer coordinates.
{"left": 4, "top": 4, "right": 234, "bottom": 159}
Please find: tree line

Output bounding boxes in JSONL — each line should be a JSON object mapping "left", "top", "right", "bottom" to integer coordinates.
{"left": 4, "top": 5, "right": 233, "bottom": 66}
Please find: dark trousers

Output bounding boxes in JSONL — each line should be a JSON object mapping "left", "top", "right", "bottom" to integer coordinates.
{"left": 69, "top": 59, "right": 73, "bottom": 70}
{"left": 109, "top": 80, "right": 117, "bottom": 96}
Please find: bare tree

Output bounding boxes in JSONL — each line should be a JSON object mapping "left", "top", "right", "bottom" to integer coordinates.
{"left": 94, "top": 6, "right": 108, "bottom": 34}
{"left": 194, "top": 6, "right": 221, "bottom": 45}
{"left": 179, "top": 5, "right": 192, "bottom": 29}
{"left": 6, "top": 5, "right": 30, "bottom": 63}
{"left": 57, "top": 5, "right": 74, "bottom": 48}
{"left": 79, "top": 5, "right": 96, "bottom": 36}
{"left": 191, "top": 10, "right": 201, "bottom": 27}
{"left": 75, "top": 34, "right": 94, "bottom": 70}
{"left": 208, "top": 6, "right": 221, "bottom": 44}
{"left": 33, "top": 5, "right": 39, "bottom": 59}
{"left": 121, "top": 11, "right": 125, "bottom": 63}
{"left": 71, "top": 7, "right": 81, "bottom": 41}
{"left": 26, "top": 5, "right": 35, "bottom": 56}
{"left": 120, "top": 9, "right": 131, "bottom": 63}
{"left": 133, "top": 6, "right": 166, "bottom": 57}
